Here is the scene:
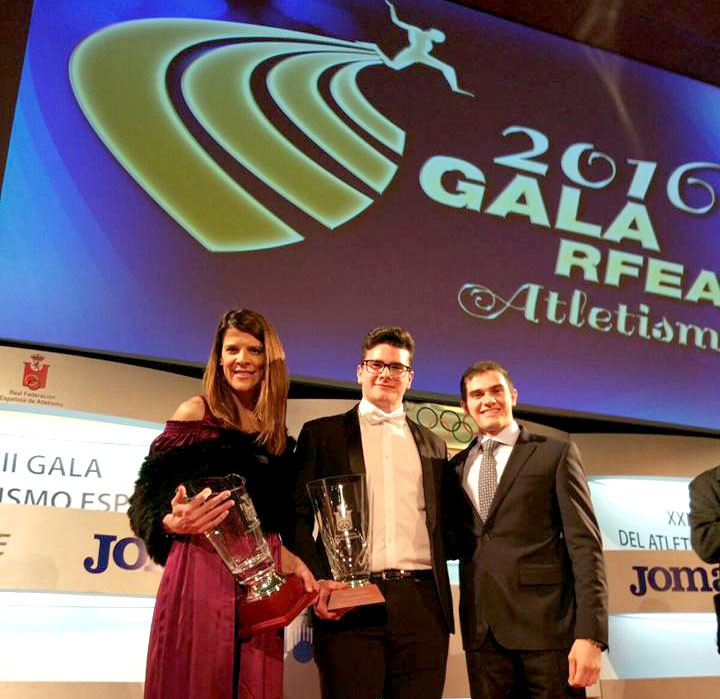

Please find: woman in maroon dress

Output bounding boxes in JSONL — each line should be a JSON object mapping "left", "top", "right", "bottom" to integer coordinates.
{"left": 129, "top": 309, "right": 316, "bottom": 699}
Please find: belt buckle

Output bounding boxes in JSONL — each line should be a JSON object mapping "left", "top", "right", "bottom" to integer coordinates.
{"left": 382, "top": 569, "right": 407, "bottom": 581}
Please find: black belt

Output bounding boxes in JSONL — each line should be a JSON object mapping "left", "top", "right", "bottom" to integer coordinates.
{"left": 369, "top": 568, "right": 434, "bottom": 582}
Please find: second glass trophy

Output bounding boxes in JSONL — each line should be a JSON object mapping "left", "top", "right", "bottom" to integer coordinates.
{"left": 306, "top": 473, "right": 385, "bottom": 610}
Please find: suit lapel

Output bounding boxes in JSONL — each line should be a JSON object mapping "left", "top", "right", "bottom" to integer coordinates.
{"left": 343, "top": 406, "right": 366, "bottom": 475}
{"left": 408, "top": 419, "right": 437, "bottom": 529}
{"left": 486, "top": 426, "right": 537, "bottom": 520}
{"left": 453, "top": 442, "right": 475, "bottom": 496}
{"left": 453, "top": 442, "right": 475, "bottom": 480}
{"left": 453, "top": 441, "right": 483, "bottom": 525}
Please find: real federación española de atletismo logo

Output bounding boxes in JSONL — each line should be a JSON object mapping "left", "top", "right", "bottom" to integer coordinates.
{"left": 70, "top": 4, "right": 472, "bottom": 252}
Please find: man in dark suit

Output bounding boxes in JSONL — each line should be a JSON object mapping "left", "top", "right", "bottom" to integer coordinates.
{"left": 292, "top": 326, "right": 453, "bottom": 699}
{"left": 689, "top": 465, "right": 720, "bottom": 653}
{"left": 447, "top": 360, "right": 608, "bottom": 698}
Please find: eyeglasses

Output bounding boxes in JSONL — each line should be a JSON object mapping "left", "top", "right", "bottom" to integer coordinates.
{"left": 361, "top": 360, "right": 412, "bottom": 378}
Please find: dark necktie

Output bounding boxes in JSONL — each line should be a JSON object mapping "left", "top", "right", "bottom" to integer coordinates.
{"left": 477, "top": 439, "right": 500, "bottom": 521}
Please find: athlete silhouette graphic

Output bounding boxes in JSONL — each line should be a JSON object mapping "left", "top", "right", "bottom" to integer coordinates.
{"left": 359, "top": 1, "right": 473, "bottom": 96}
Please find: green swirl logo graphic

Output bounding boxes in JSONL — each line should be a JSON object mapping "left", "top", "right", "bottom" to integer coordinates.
{"left": 70, "top": 10, "right": 470, "bottom": 252}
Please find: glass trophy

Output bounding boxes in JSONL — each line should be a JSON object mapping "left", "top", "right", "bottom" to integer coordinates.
{"left": 187, "top": 473, "right": 315, "bottom": 636}
{"left": 306, "top": 474, "right": 385, "bottom": 610}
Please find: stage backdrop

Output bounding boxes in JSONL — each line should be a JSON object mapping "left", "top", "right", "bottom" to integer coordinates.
{"left": 1, "top": 0, "right": 719, "bottom": 432}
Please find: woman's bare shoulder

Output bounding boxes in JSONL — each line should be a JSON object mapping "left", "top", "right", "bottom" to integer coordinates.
{"left": 169, "top": 395, "right": 206, "bottom": 421}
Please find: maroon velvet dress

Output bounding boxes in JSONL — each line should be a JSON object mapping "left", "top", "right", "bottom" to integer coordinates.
{"left": 143, "top": 406, "right": 285, "bottom": 699}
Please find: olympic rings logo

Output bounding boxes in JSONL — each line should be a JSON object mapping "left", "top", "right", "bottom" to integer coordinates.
{"left": 413, "top": 405, "right": 476, "bottom": 444}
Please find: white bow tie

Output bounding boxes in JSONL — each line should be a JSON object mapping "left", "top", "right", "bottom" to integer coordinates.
{"left": 368, "top": 410, "right": 406, "bottom": 427}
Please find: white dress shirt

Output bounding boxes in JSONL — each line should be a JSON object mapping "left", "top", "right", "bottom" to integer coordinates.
{"left": 358, "top": 398, "right": 432, "bottom": 571}
{"left": 462, "top": 421, "right": 521, "bottom": 516}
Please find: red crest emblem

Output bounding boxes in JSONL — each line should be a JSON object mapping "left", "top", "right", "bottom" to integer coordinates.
{"left": 22, "top": 353, "right": 50, "bottom": 391}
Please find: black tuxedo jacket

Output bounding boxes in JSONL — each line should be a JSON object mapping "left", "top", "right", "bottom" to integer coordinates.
{"left": 291, "top": 405, "right": 454, "bottom": 634}
{"left": 447, "top": 426, "right": 607, "bottom": 651}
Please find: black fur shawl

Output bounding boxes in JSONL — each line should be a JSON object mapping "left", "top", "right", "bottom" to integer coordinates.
{"left": 128, "top": 431, "right": 296, "bottom": 565}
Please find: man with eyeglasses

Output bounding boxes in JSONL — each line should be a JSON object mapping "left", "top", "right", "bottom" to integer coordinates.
{"left": 292, "top": 326, "right": 453, "bottom": 699}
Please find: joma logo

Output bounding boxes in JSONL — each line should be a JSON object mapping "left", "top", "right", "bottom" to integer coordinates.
{"left": 629, "top": 564, "right": 720, "bottom": 596}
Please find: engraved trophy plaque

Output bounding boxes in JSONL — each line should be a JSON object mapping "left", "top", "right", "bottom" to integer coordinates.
{"left": 187, "top": 473, "right": 314, "bottom": 636}
{"left": 306, "top": 474, "right": 384, "bottom": 610}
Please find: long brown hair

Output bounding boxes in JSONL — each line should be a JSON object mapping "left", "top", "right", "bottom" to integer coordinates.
{"left": 204, "top": 309, "right": 288, "bottom": 454}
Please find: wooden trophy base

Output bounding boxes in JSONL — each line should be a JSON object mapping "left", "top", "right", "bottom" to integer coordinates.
{"left": 237, "top": 573, "right": 316, "bottom": 638}
{"left": 328, "top": 582, "right": 385, "bottom": 611}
